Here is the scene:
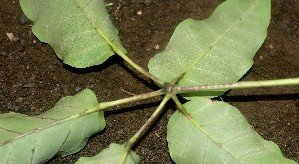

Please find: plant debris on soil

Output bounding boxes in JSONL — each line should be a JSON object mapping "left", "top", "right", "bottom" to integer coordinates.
{"left": 0, "top": 0, "right": 298, "bottom": 163}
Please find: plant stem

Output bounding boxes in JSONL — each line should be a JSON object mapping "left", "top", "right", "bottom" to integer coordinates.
{"left": 78, "top": 2, "right": 164, "bottom": 85}
{"left": 22, "top": 90, "right": 166, "bottom": 146}
{"left": 84, "top": 78, "right": 299, "bottom": 117}
{"left": 121, "top": 94, "right": 172, "bottom": 164}
{"left": 95, "top": 28, "right": 165, "bottom": 86}
{"left": 171, "top": 95, "right": 189, "bottom": 116}
{"left": 170, "top": 78, "right": 299, "bottom": 94}
{"left": 84, "top": 89, "right": 165, "bottom": 115}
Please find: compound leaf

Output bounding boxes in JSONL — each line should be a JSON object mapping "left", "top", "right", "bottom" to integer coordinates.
{"left": 20, "top": 0, "right": 126, "bottom": 68}
{"left": 0, "top": 89, "right": 105, "bottom": 163}
{"left": 76, "top": 143, "right": 140, "bottom": 164}
{"left": 167, "top": 97, "right": 295, "bottom": 164}
{"left": 148, "top": 0, "right": 271, "bottom": 97}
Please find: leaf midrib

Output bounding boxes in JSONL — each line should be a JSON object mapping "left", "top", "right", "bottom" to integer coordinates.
{"left": 183, "top": 110, "right": 242, "bottom": 163}
{"left": 0, "top": 113, "right": 81, "bottom": 146}
{"left": 176, "top": 1, "right": 256, "bottom": 84}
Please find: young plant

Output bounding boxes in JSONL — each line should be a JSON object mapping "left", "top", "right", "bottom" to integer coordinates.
{"left": 0, "top": 0, "right": 298, "bottom": 163}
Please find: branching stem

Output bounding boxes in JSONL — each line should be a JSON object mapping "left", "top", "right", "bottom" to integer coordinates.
{"left": 95, "top": 28, "right": 166, "bottom": 86}
{"left": 171, "top": 95, "right": 189, "bottom": 116}
{"left": 84, "top": 89, "right": 165, "bottom": 115}
{"left": 169, "top": 78, "right": 299, "bottom": 94}
{"left": 121, "top": 94, "right": 172, "bottom": 164}
{"left": 82, "top": 78, "right": 299, "bottom": 116}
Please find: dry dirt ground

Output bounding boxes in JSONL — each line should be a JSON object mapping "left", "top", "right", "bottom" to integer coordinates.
{"left": 0, "top": 0, "right": 298, "bottom": 163}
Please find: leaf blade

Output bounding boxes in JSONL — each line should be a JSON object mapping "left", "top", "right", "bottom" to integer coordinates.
{"left": 20, "top": 0, "right": 126, "bottom": 68}
{"left": 167, "top": 97, "right": 295, "bottom": 164}
{"left": 76, "top": 143, "right": 140, "bottom": 164}
{"left": 0, "top": 89, "right": 105, "bottom": 163}
{"left": 148, "top": 0, "right": 271, "bottom": 97}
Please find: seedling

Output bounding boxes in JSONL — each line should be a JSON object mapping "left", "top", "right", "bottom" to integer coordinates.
{"left": 0, "top": 0, "right": 298, "bottom": 163}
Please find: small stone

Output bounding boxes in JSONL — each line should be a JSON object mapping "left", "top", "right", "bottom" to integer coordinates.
{"left": 137, "top": 10, "right": 142, "bottom": 16}
{"left": 6, "top": 33, "right": 20, "bottom": 42}
{"left": 75, "top": 86, "right": 81, "bottom": 92}
{"left": 12, "top": 36, "right": 20, "bottom": 42}
{"left": 154, "top": 44, "right": 160, "bottom": 50}
{"left": 6, "top": 33, "right": 14, "bottom": 41}
{"left": 19, "top": 15, "right": 28, "bottom": 25}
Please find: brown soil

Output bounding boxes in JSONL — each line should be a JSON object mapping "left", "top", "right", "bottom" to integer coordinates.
{"left": 1, "top": 0, "right": 298, "bottom": 163}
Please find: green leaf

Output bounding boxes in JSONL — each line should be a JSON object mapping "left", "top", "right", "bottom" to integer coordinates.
{"left": 20, "top": 0, "right": 126, "bottom": 68}
{"left": 167, "top": 97, "right": 295, "bottom": 164}
{"left": 148, "top": 0, "right": 271, "bottom": 97}
{"left": 0, "top": 89, "right": 105, "bottom": 163}
{"left": 76, "top": 143, "right": 140, "bottom": 164}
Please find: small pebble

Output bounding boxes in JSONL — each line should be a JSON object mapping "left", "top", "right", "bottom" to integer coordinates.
{"left": 19, "top": 14, "right": 28, "bottom": 25}
{"left": 154, "top": 44, "right": 160, "bottom": 50}
{"left": 12, "top": 36, "right": 20, "bottom": 42}
{"left": 137, "top": 10, "right": 142, "bottom": 16}
{"left": 75, "top": 86, "right": 81, "bottom": 92}
{"left": 6, "top": 33, "right": 20, "bottom": 42}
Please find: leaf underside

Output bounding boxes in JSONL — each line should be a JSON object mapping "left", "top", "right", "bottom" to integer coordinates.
{"left": 167, "top": 97, "right": 296, "bottom": 164}
{"left": 0, "top": 89, "right": 106, "bottom": 164}
{"left": 20, "top": 0, "right": 126, "bottom": 68}
{"left": 76, "top": 143, "right": 140, "bottom": 164}
{"left": 148, "top": 0, "right": 271, "bottom": 97}
{"left": 15, "top": 0, "right": 294, "bottom": 164}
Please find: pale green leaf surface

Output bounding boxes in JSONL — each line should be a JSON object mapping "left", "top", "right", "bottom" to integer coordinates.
{"left": 20, "top": 0, "right": 126, "bottom": 68}
{"left": 76, "top": 143, "right": 140, "bottom": 164}
{"left": 0, "top": 89, "right": 106, "bottom": 164}
{"left": 167, "top": 97, "right": 295, "bottom": 164}
{"left": 148, "top": 0, "right": 270, "bottom": 97}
